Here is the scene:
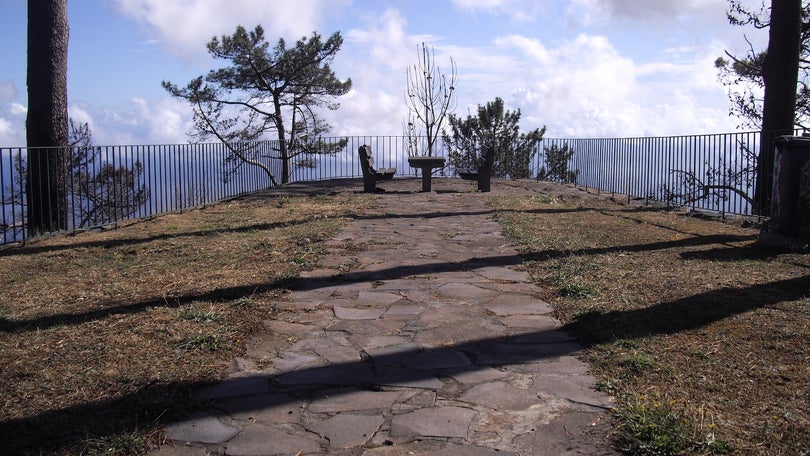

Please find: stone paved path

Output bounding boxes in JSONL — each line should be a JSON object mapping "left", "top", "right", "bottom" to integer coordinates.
{"left": 151, "top": 178, "right": 616, "bottom": 456}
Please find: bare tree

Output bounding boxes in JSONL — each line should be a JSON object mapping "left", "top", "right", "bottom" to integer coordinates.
{"left": 404, "top": 43, "right": 457, "bottom": 157}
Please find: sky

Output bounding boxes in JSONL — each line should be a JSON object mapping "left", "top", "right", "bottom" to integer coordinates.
{"left": 0, "top": 0, "right": 769, "bottom": 147}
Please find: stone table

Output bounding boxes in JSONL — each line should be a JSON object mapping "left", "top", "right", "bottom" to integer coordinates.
{"left": 408, "top": 156, "right": 446, "bottom": 192}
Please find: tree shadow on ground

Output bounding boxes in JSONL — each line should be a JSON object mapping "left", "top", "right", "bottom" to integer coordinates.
{"left": 0, "top": 231, "right": 759, "bottom": 334}
{"left": 0, "top": 218, "right": 319, "bottom": 258}
{"left": 2, "top": 264, "right": 806, "bottom": 454}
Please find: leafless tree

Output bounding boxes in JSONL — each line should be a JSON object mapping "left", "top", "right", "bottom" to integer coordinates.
{"left": 404, "top": 43, "right": 456, "bottom": 157}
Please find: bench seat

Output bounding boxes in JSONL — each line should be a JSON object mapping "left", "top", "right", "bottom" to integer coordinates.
{"left": 358, "top": 145, "right": 396, "bottom": 193}
{"left": 455, "top": 145, "right": 494, "bottom": 192}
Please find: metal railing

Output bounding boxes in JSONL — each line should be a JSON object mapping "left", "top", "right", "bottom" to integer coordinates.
{"left": 1, "top": 142, "right": 280, "bottom": 244}
{"left": 0, "top": 130, "right": 792, "bottom": 245}
{"left": 534, "top": 132, "right": 764, "bottom": 217}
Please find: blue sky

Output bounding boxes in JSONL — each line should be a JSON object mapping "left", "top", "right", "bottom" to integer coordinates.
{"left": 0, "top": 0, "right": 767, "bottom": 147}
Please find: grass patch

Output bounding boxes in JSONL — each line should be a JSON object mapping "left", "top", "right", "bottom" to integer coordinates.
{"left": 177, "top": 305, "right": 221, "bottom": 323}
{"left": 82, "top": 431, "right": 150, "bottom": 456}
{"left": 614, "top": 396, "right": 732, "bottom": 455}
{"left": 177, "top": 334, "right": 226, "bottom": 351}
{"left": 490, "top": 188, "right": 810, "bottom": 455}
{"left": 559, "top": 282, "right": 596, "bottom": 298}
{"left": 0, "top": 190, "right": 370, "bottom": 455}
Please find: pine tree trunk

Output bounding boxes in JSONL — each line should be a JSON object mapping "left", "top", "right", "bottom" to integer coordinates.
{"left": 754, "top": 0, "right": 802, "bottom": 215}
{"left": 26, "top": 0, "right": 69, "bottom": 236}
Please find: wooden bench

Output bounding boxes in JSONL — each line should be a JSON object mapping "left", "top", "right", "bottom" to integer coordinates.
{"left": 358, "top": 145, "right": 396, "bottom": 193}
{"left": 455, "top": 145, "right": 494, "bottom": 192}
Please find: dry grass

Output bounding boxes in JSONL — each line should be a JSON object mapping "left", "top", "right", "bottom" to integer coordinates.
{"left": 489, "top": 184, "right": 809, "bottom": 455}
{"left": 0, "top": 189, "right": 371, "bottom": 455}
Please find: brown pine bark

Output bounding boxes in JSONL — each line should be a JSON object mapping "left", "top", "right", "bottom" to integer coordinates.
{"left": 754, "top": 0, "right": 803, "bottom": 214}
{"left": 26, "top": 0, "right": 69, "bottom": 235}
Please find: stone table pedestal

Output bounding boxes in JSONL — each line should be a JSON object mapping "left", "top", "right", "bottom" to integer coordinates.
{"left": 408, "top": 156, "right": 446, "bottom": 192}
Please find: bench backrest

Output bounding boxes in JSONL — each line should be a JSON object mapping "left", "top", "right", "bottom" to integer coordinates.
{"left": 358, "top": 145, "right": 376, "bottom": 176}
{"left": 479, "top": 145, "right": 495, "bottom": 171}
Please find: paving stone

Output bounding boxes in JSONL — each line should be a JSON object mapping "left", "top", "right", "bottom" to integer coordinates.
{"left": 307, "top": 414, "right": 384, "bottom": 449}
{"left": 474, "top": 341, "right": 583, "bottom": 366}
{"left": 227, "top": 357, "right": 257, "bottom": 374}
{"left": 468, "top": 405, "right": 568, "bottom": 451}
{"left": 384, "top": 304, "right": 424, "bottom": 316}
{"left": 476, "top": 266, "right": 530, "bottom": 282}
{"left": 334, "top": 306, "right": 386, "bottom": 320}
{"left": 264, "top": 320, "right": 321, "bottom": 337}
{"left": 512, "top": 410, "right": 619, "bottom": 455}
{"left": 434, "top": 282, "right": 498, "bottom": 300}
{"left": 327, "top": 318, "right": 405, "bottom": 336}
{"left": 357, "top": 290, "right": 402, "bottom": 306}
{"left": 362, "top": 441, "right": 517, "bottom": 455}
{"left": 309, "top": 388, "right": 401, "bottom": 413}
{"left": 276, "top": 362, "right": 376, "bottom": 386}
{"left": 216, "top": 393, "right": 301, "bottom": 424}
{"left": 414, "top": 322, "right": 504, "bottom": 347}
{"left": 394, "top": 389, "right": 438, "bottom": 409}
{"left": 163, "top": 411, "right": 239, "bottom": 444}
{"left": 284, "top": 309, "right": 335, "bottom": 327}
{"left": 148, "top": 445, "right": 211, "bottom": 456}
{"left": 433, "top": 271, "right": 487, "bottom": 282}
{"left": 390, "top": 406, "right": 477, "bottom": 438}
{"left": 442, "top": 366, "right": 509, "bottom": 386}
{"left": 271, "top": 352, "right": 322, "bottom": 372}
{"left": 193, "top": 376, "right": 269, "bottom": 401}
{"left": 459, "top": 381, "right": 541, "bottom": 411}
{"left": 223, "top": 423, "right": 323, "bottom": 456}
{"left": 365, "top": 342, "right": 423, "bottom": 371}
{"left": 313, "top": 343, "right": 363, "bottom": 363}
{"left": 484, "top": 295, "right": 553, "bottom": 315}
{"left": 396, "top": 289, "right": 432, "bottom": 302}
{"left": 536, "top": 355, "right": 593, "bottom": 375}
{"left": 361, "top": 335, "right": 412, "bottom": 349}
{"left": 499, "top": 314, "right": 560, "bottom": 330}
{"left": 533, "top": 373, "right": 613, "bottom": 408}
{"left": 482, "top": 281, "right": 545, "bottom": 294}
{"left": 510, "top": 331, "right": 578, "bottom": 345}
{"left": 373, "top": 369, "right": 444, "bottom": 389}
{"left": 403, "top": 348, "right": 471, "bottom": 370}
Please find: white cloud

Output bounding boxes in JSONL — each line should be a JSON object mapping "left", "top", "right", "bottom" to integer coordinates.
{"left": 0, "top": 118, "right": 14, "bottom": 141}
{"left": 451, "top": 0, "right": 545, "bottom": 22}
{"left": 337, "top": 9, "right": 433, "bottom": 136}
{"left": 345, "top": 9, "right": 417, "bottom": 74}
{"left": 75, "top": 3, "right": 740, "bottom": 145}
{"left": 69, "top": 105, "right": 94, "bottom": 128}
{"left": 0, "top": 80, "right": 18, "bottom": 100}
{"left": 0, "top": 102, "right": 26, "bottom": 146}
{"left": 333, "top": 7, "right": 738, "bottom": 141}
{"left": 568, "top": 0, "right": 727, "bottom": 26}
{"left": 111, "top": 0, "right": 350, "bottom": 61}
{"left": 489, "top": 33, "right": 736, "bottom": 137}
{"left": 9, "top": 103, "right": 27, "bottom": 117}
{"left": 0, "top": 114, "right": 23, "bottom": 147}
{"left": 67, "top": 98, "right": 193, "bottom": 146}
